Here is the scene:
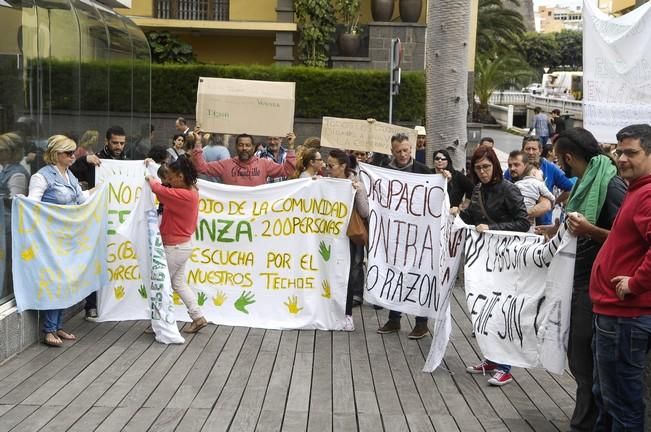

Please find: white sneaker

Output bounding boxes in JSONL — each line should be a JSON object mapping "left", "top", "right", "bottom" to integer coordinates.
{"left": 343, "top": 315, "right": 355, "bottom": 332}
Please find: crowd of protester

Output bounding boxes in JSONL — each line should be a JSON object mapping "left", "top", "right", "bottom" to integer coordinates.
{"left": 1, "top": 112, "right": 650, "bottom": 431}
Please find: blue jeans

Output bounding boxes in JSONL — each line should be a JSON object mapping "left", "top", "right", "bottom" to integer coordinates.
{"left": 593, "top": 314, "right": 651, "bottom": 432}
{"left": 42, "top": 309, "right": 63, "bottom": 333}
{"left": 388, "top": 310, "right": 428, "bottom": 325}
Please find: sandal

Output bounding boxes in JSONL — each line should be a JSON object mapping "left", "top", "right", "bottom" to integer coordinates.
{"left": 144, "top": 326, "right": 154, "bottom": 334}
{"left": 44, "top": 332, "right": 63, "bottom": 347}
{"left": 56, "top": 329, "right": 76, "bottom": 340}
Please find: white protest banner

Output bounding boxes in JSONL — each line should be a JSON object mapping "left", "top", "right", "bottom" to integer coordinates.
{"left": 98, "top": 159, "right": 355, "bottom": 330}
{"left": 359, "top": 163, "right": 447, "bottom": 318}
{"left": 12, "top": 187, "right": 108, "bottom": 312}
{"left": 96, "top": 160, "right": 149, "bottom": 321}
{"left": 321, "top": 117, "right": 417, "bottom": 156}
{"left": 463, "top": 223, "right": 576, "bottom": 374}
{"left": 583, "top": 1, "right": 651, "bottom": 143}
{"left": 118, "top": 186, "right": 184, "bottom": 344}
{"left": 196, "top": 77, "right": 295, "bottom": 137}
{"left": 423, "top": 212, "right": 465, "bottom": 372}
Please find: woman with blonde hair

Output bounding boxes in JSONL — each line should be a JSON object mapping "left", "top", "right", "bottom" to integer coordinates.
{"left": 28, "top": 135, "right": 91, "bottom": 347}
{"left": 292, "top": 147, "right": 323, "bottom": 178}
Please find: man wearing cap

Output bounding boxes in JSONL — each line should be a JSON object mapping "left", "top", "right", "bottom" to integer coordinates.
{"left": 414, "top": 126, "right": 426, "bottom": 164}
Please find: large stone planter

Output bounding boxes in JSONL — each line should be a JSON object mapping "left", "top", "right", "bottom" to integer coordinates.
{"left": 338, "top": 33, "right": 362, "bottom": 57}
{"left": 399, "top": 0, "right": 422, "bottom": 22}
{"left": 371, "top": 0, "right": 394, "bottom": 22}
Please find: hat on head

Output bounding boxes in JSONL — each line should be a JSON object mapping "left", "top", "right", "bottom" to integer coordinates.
{"left": 414, "top": 126, "right": 426, "bottom": 136}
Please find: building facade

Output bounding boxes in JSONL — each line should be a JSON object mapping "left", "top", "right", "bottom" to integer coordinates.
{"left": 536, "top": 5, "right": 583, "bottom": 33}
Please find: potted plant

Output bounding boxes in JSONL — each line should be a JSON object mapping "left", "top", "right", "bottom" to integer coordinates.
{"left": 336, "top": 0, "right": 362, "bottom": 57}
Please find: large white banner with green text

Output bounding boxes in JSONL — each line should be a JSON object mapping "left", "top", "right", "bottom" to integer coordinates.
{"left": 97, "top": 160, "right": 354, "bottom": 330}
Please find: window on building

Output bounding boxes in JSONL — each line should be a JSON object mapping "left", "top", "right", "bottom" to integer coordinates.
{"left": 156, "top": 0, "right": 229, "bottom": 20}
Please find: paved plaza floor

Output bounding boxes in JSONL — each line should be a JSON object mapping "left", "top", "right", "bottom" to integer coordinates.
{"left": 0, "top": 285, "right": 575, "bottom": 431}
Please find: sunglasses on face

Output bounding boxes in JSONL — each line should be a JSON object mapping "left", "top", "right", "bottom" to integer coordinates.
{"left": 434, "top": 157, "right": 447, "bottom": 161}
{"left": 60, "top": 151, "right": 75, "bottom": 157}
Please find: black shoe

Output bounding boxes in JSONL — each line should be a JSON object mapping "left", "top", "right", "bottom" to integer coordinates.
{"left": 85, "top": 308, "right": 98, "bottom": 322}
{"left": 372, "top": 304, "right": 383, "bottom": 310}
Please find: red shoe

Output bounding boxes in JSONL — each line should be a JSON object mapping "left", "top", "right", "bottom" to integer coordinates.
{"left": 466, "top": 359, "right": 498, "bottom": 375}
{"left": 488, "top": 370, "right": 513, "bottom": 386}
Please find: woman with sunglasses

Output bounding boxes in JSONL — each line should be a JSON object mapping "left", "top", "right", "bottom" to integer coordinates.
{"left": 327, "top": 149, "right": 369, "bottom": 330}
{"left": 28, "top": 135, "right": 92, "bottom": 347}
{"left": 292, "top": 147, "right": 324, "bottom": 178}
{"left": 433, "top": 149, "right": 474, "bottom": 207}
{"left": 452, "top": 145, "right": 530, "bottom": 386}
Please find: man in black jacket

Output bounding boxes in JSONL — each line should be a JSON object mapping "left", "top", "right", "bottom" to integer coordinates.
{"left": 70, "top": 125, "right": 128, "bottom": 321}
{"left": 377, "top": 133, "right": 433, "bottom": 339}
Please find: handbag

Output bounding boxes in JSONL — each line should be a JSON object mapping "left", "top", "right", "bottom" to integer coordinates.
{"left": 346, "top": 208, "right": 368, "bottom": 246}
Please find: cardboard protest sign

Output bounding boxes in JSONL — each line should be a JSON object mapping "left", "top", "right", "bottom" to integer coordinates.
{"left": 321, "top": 117, "right": 417, "bottom": 155}
{"left": 12, "top": 187, "right": 108, "bottom": 312}
{"left": 196, "top": 77, "right": 296, "bottom": 137}
{"left": 462, "top": 223, "right": 576, "bottom": 374}
{"left": 583, "top": 1, "right": 651, "bottom": 143}
{"left": 98, "top": 160, "right": 355, "bottom": 331}
{"left": 359, "top": 163, "right": 448, "bottom": 318}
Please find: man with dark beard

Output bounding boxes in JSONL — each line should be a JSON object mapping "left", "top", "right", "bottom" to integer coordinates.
{"left": 191, "top": 133, "right": 295, "bottom": 186}
{"left": 537, "top": 128, "right": 626, "bottom": 432}
{"left": 70, "top": 125, "right": 128, "bottom": 321}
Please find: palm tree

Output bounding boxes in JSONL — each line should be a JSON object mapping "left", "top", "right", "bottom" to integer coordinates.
{"left": 425, "top": 0, "right": 471, "bottom": 171}
{"left": 476, "top": 0, "right": 526, "bottom": 54}
{"left": 474, "top": 53, "right": 533, "bottom": 121}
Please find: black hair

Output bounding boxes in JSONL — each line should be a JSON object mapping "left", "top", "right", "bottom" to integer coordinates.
{"left": 147, "top": 145, "right": 170, "bottom": 164}
{"left": 542, "top": 143, "right": 554, "bottom": 159}
{"left": 106, "top": 125, "right": 126, "bottom": 141}
{"left": 616, "top": 124, "right": 651, "bottom": 153}
{"left": 554, "top": 128, "right": 606, "bottom": 163}
{"left": 235, "top": 133, "right": 254, "bottom": 145}
{"left": 168, "top": 154, "right": 198, "bottom": 186}
{"left": 433, "top": 148, "right": 455, "bottom": 171}
{"left": 329, "top": 148, "right": 357, "bottom": 178}
{"left": 173, "top": 133, "right": 184, "bottom": 142}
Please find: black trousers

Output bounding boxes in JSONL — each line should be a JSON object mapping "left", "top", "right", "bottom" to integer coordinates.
{"left": 345, "top": 241, "right": 365, "bottom": 315}
{"left": 567, "top": 287, "right": 598, "bottom": 432}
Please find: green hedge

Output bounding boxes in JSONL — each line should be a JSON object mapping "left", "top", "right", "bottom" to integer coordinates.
{"left": 12, "top": 61, "right": 425, "bottom": 123}
{"left": 154, "top": 64, "right": 425, "bottom": 123}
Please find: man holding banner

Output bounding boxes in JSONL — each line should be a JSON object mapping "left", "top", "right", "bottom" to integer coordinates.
{"left": 191, "top": 133, "right": 296, "bottom": 186}
{"left": 590, "top": 124, "right": 651, "bottom": 432}
{"left": 376, "top": 132, "right": 433, "bottom": 339}
{"left": 546, "top": 128, "right": 626, "bottom": 431}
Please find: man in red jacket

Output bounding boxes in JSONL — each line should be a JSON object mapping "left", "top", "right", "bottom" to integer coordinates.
{"left": 191, "top": 133, "right": 296, "bottom": 186}
{"left": 590, "top": 123, "right": 651, "bottom": 432}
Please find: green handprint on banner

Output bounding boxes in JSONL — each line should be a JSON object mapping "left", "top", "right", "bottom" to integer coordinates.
{"left": 197, "top": 291, "right": 207, "bottom": 306}
{"left": 318, "top": 241, "right": 331, "bottom": 262}
{"left": 138, "top": 284, "right": 147, "bottom": 299}
{"left": 234, "top": 291, "right": 256, "bottom": 314}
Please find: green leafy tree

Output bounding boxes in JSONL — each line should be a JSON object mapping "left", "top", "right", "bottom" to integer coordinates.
{"left": 146, "top": 31, "right": 195, "bottom": 64}
{"left": 294, "top": 0, "right": 337, "bottom": 67}
{"left": 474, "top": 52, "right": 533, "bottom": 120}
{"left": 476, "top": 0, "right": 527, "bottom": 54}
{"left": 520, "top": 32, "right": 560, "bottom": 71}
{"left": 554, "top": 30, "right": 582, "bottom": 70}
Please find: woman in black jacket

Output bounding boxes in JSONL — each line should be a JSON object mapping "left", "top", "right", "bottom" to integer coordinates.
{"left": 453, "top": 145, "right": 530, "bottom": 386}
{"left": 433, "top": 149, "right": 474, "bottom": 207}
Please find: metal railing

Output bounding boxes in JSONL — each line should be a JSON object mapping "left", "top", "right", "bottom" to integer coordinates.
{"left": 488, "top": 91, "right": 583, "bottom": 117}
{"left": 155, "top": 0, "right": 229, "bottom": 20}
